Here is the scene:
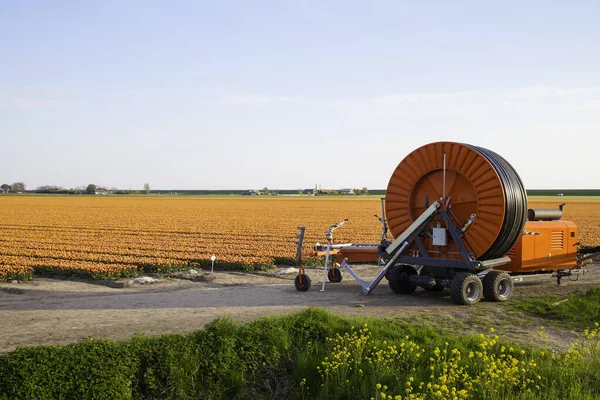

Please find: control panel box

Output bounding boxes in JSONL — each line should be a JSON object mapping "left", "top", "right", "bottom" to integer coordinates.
{"left": 432, "top": 228, "right": 448, "bottom": 246}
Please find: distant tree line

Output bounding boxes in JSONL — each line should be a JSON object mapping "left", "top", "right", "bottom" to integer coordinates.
{"left": 0, "top": 182, "right": 152, "bottom": 195}
{"left": 1, "top": 182, "right": 26, "bottom": 193}
{"left": 3, "top": 183, "right": 598, "bottom": 197}
{"left": 526, "top": 189, "right": 600, "bottom": 196}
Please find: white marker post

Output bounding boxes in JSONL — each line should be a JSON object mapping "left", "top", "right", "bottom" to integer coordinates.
{"left": 210, "top": 255, "right": 216, "bottom": 273}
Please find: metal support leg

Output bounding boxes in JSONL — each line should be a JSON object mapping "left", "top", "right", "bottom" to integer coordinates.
{"left": 332, "top": 201, "right": 441, "bottom": 296}
{"left": 341, "top": 240, "right": 410, "bottom": 295}
{"left": 320, "top": 243, "right": 331, "bottom": 292}
{"left": 340, "top": 201, "right": 441, "bottom": 295}
{"left": 364, "top": 241, "right": 409, "bottom": 295}
{"left": 340, "top": 259, "right": 370, "bottom": 289}
{"left": 415, "top": 236, "right": 429, "bottom": 257}
{"left": 439, "top": 211, "right": 475, "bottom": 270}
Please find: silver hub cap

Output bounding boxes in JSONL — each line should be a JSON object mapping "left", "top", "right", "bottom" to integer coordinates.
{"left": 497, "top": 279, "right": 512, "bottom": 299}
{"left": 466, "top": 281, "right": 480, "bottom": 300}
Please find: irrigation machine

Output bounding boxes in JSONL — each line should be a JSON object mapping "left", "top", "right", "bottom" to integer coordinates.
{"left": 293, "top": 141, "right": 600, "bottom": 305}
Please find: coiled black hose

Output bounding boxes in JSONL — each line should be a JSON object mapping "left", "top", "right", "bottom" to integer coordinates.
{"left": 466, "top": 145, "right": 528, "bottom": 260}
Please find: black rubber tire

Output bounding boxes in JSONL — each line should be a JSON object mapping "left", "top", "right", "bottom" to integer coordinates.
{"left": 483, "top": 270, "right": 514, "bottom": 302}
{"left": 388, "top": 265, "right": 417, "bottom": 294}
{"left": 327, "top": 268, "right": 343, "bottom": 283}
{"left": 384, "top": 267, "right": 393, "bottom": 281}
{"left": 450, "top": 272, "right": 483, "bottom": 305}
{"left": 294, "top": 274, "right": 311, "bottom": 291}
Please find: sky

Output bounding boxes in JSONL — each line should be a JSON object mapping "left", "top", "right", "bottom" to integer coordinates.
{"left": 1, "top": 0, "right": 599, "bottom": 190}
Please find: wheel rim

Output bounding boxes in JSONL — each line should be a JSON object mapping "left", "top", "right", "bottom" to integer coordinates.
{"left": 465, "top": 281, "right": 480, "bottom": 300}
{"left": 497, "top": 279, "right": 512, "bottom": 299}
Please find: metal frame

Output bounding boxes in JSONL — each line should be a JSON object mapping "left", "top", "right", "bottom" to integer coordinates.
{"left": 340, "top": 241, "right": 409, "bottom": 295}
{"left": 294, "top": 226, "right": 307, "bottom": 284}
{"left": 340, "top": 202, "right": 440, "bottom": 295}
{"left": 313, "top": 199, "right": 514, "bottom": 296}
{"left": 301, "top": 196, "right": 597, "bottom": 297}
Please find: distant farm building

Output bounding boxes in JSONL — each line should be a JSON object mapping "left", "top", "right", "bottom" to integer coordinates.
{"left": 95, "top": 187, "right": 111, "bottom": 195}
{"left": 303, "top": 185, "right": 333, "bottom": 195}
{"left": 340, "top": 188, "right": 355, "bottom": 195}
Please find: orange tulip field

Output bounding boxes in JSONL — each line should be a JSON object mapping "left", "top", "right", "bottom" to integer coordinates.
{"left": 0, "top": 196, "right": 598, "bottom": 281}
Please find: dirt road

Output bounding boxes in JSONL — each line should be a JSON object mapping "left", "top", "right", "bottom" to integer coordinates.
{"left": 1, "top": 264, "right": 599, "bottom": 353}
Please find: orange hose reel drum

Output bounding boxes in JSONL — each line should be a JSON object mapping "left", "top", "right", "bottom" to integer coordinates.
{"left": 385, "top": 142, "right": 526, "bottom": 260}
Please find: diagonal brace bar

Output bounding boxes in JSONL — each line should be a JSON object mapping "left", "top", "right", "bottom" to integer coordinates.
{"left": 342, "top": 201, "right": 441, "bottom": 295}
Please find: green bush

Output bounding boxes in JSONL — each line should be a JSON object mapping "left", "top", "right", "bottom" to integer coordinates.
{"left": 1, "top": 309, "right": 599, "bottom": 400}
{"left": 0, "top": 339, "right": 134, "bottom": 399}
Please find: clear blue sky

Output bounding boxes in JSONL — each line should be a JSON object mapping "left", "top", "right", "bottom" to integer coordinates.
{"left": 1, "top": 0, "right": 599, "bottom": 190}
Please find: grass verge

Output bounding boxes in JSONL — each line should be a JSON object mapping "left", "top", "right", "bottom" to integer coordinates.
{"left": 1, "top": 259, "right": 277, "bottom": 282}
{"left": 1, "top": 308, "right": 599, "bottom": 400}
{"left": 512, "top": 286, "right": 600, "bottom": 328}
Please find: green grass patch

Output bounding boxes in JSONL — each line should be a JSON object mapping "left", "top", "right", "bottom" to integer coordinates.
{"left": 11, "top": 260, "right": 275, "bottom": 282}
{"left": 513, "top": 286, "right": 600, "bottom": 328}
{"left": 32, "top": 265, "right": 140, "bottom": 281}
{"left": 1, "top": 308, "right": 600, "bottom": 400}
{"left": 187, "top": 259, "right": 273, "bottom": 272}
